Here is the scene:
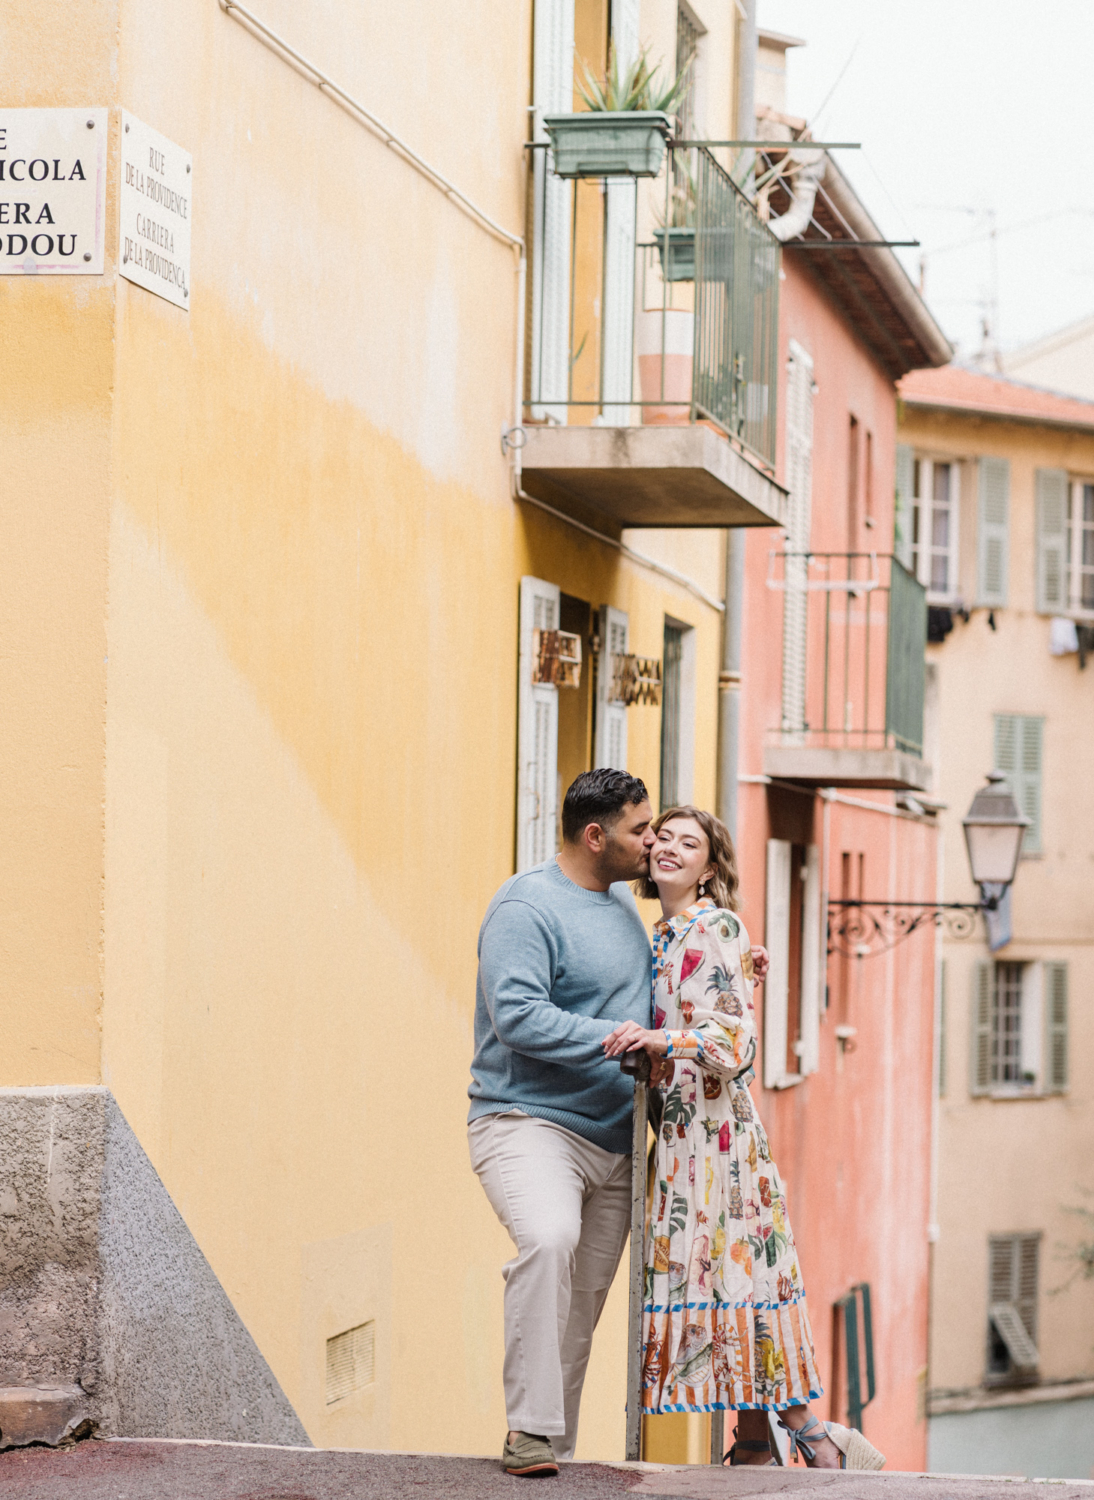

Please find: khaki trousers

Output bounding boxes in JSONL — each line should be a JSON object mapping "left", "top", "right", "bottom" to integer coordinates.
{"left": 468, "top": 1111, "right": 631, "bottom": 1460}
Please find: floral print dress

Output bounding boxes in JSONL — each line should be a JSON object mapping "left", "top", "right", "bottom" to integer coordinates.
{"left": 641, "top": 899, "right": 822, "bottom": 1414}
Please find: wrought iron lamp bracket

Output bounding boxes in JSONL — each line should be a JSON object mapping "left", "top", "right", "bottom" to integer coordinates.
{"left": 827, "top": 896, "right": 997, "bottom": 958}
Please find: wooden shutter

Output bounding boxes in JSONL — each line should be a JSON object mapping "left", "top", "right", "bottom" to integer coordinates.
{"left": 1044, "top": 961, "right": 1068, "bottom": 1092}
{"left": 530, "top": 0, "right": 575, "bottom": 421}
{"left": 1035, "top": 468, "right": 1068, "bottom": 613}
{"left": 1016, "top": 1233, "right": 1040, "bottom": 1346}
{"left": 977, "top": 457, "right": 1010, "bottom": 607}
{"left": 798, "top": 843, "right": 822, "bottom": 1076}
{"left": 594, "top": 605, "right": 629, "bottom": 769}
{"left": 782, "top": 342, "right": 814, "bottom": 735}
{"left": 971, "top": 961, "right": 992, "bottom": 1094}
{"left": 517, "top": 577, "right": 560, "bottom": 872}
{"left": 600, "top": 0, "right": 639, "bottom": 423}
{"left": 995, "top": 714, "right": 1043, "bottom": 854}
{"left": 894, "top": 443, "right": 914, "bottom": 570}
{"left": 763, "top": 840, "right": 792, "bottom": 1089}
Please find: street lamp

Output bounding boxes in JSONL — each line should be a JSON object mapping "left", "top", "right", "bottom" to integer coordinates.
{"left": 962, "top": 770, "right": 1031, "bottom": 900}
{"left": 827, "top": 770, "right": 1031, "bottom": 956}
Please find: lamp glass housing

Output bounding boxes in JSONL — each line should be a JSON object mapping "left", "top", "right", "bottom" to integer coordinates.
{"left": 963, "top": 820, "right": 1025, "bottom": 887}
{"left": 961, "top": 773, "right": 1031, "bottom": 891}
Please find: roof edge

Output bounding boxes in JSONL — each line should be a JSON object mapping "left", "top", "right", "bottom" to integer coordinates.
{"left": 809, "top": 157, "right": 953, "bottom": 373}
{"left": 900, "top": 394, "right": 1094, "bottom": 435}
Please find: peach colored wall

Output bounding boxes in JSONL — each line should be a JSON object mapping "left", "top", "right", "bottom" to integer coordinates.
{"left": 732, "top": 257, "right": 938, "bottom": 1471}
{"left": 899, "top": 404, "right": 1094, "bottom": 1398}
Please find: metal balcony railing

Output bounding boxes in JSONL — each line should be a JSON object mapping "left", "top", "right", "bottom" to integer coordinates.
{"left": 767, "top": 552, "right": 927, "bottom": 756}
{"left": 525, "top": 141, "right": 780, "bottom": 467}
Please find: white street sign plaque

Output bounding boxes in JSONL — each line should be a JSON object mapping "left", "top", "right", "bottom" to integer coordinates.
{"left": 119, "top": 111, "right": 191, "bottom": 310}
{"left": 0, "top": 108, "right": 107, "bottom": 274}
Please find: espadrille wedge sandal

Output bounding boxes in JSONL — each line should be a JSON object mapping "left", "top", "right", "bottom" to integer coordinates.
{"left": 778, "top": 1411, "right": 886, "bottom": 1471}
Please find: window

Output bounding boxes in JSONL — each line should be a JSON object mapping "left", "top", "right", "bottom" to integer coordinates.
{"left": 987, "top": 1234, "right": 1040, "bottom": 1384}
{"left": 992, "top": 961, "right": 1027, "bottom": 1085}
{"left": 994, "top": 714, "right": 1043, "bottom": 853}
{"left": 911, "top": 457, "right": 959, "bottom": 599}
{"left": 971, "top": 960, "right": 1068, "bottom": 1096}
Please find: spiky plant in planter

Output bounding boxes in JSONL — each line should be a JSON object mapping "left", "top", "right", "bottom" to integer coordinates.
{"left": 544, "top": 46, "right": 689, "bottom": 179}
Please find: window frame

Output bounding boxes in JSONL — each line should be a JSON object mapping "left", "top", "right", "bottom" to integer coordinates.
{"left": 910, "top": 453, "right": 961, "bottom": 604}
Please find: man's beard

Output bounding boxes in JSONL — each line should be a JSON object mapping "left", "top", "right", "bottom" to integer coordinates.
{"left": 600, "top": 835, "right": 648, "bottom": 884}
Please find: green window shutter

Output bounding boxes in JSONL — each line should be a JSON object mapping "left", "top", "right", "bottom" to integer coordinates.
{"left": 971, "top": 961, "right": 992, "bottom": 1095}
{"left": 995, "top": 714, "right": 1043, "bottom": 854}
{"left": 977, "top": 458, "right": 1010, "bottom": 607}
{"left": 894, "top": 444, "right": 914, "bottom": 570}
{"left": 1019, "top": 717, "right": 1043, "bottom": 854}
{"left": 1044, "top": 961, "right": 1068, "bottom": 1092}
{"left": 1035, "top": 468, "right": 1068, "bottom": 613}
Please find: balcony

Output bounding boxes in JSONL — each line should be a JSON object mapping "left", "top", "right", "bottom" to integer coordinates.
{"left": 520, "top": 139, "right": 787, "bottom": 531}
{"left": 763, "top": 552, "right": 931, "bottom": 791}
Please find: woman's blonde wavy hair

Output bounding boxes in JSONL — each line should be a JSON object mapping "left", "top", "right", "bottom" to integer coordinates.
{"left": 634, "top": 805, "right": 740, "bottom": 912}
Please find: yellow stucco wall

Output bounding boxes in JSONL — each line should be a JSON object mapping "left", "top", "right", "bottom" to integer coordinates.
{"left": 899, "top": 407, "right": 1094, "bottom": 1394}
{"left": 3, "top": 0, "right": 748, "bottom": 1461}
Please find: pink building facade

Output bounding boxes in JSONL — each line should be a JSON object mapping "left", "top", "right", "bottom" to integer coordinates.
{"left": 731, "top": 203, "right": 948, "bottom": 1469}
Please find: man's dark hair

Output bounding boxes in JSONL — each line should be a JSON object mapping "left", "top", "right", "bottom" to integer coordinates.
{"left": 561, "top": 768, "right": 649, "bottom": 844}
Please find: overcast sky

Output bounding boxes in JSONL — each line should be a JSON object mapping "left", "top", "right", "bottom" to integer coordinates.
{"left": 756, "top": 0, "right": 1094, "bottom": 362}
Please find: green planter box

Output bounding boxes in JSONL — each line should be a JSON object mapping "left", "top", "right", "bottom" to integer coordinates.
{"left": 543, "top": 111, "right": 672, "bottom": 179}
{"left": 654, "top": 226, "right": 695, "bottom": 282}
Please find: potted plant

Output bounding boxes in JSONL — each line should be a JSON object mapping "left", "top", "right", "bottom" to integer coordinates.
{"left": 544, "top": 47, "right": 686, "bottom": 180}
{"left": 653, "top": 161, "right": 696, "bottom": 281}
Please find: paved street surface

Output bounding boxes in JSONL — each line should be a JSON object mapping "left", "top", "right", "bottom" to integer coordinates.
{"left": 0, "top": 1440, "right": 1090, "bottom": 1499}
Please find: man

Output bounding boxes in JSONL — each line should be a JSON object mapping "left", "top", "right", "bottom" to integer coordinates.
{"left": 468, "top": 768, "right": 655, "bottom": 1476}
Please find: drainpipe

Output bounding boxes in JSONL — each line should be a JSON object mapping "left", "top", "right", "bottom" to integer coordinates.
{"left": 716, "top": 0, "right": 757, "bottom": 846}
{"left": 711, "top": 2, "right": 757, "bottom": 1464}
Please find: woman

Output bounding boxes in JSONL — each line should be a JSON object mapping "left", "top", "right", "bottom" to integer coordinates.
{"left": 603, "top": 806, "right": 884, "bottom": 1470}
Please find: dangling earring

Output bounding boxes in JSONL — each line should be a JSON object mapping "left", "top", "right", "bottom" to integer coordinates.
{"left": 699, "top": 880, "right": 707, "bottom": 896}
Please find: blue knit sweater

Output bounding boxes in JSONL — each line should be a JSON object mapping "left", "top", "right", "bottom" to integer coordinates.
{"left": 468, "top": 857, "right": 652, "bottom": 1155}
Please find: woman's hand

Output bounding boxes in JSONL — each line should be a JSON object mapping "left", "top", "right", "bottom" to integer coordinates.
{"left": 602, "top": 1020, "right": 669, "bottom": 1059}
{"left": 751, "top": 945, "right": 770, "bottom": 983}
{"left": 648, "top": 1054, "right": 675, "bottom": 1087}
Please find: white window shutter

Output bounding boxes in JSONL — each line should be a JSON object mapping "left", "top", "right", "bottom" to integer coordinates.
{"left": 600, "top": 0, "right": 639, "bottom": 424}
{"left": 971, "top": 961, "right": 992, "bottom": 1095}
{"left": 782, "top": 342, "right": 814, "bottom": 736}
{"left": 894, "top": 443, "right": 914, "bottom": 571}
{"left": 977, "top": 457, "right": 1010, "bottom": 607}
{"left": 1035, "top": 468, "right": 1068, "bottom": 613}
{"left": 594, "top": 605, "right": 629, "bottom": 769}
{"left": 1044, "top": 961, "right": 1068, "bottom": 1092}
{"left": 763, "top": 840, "right": 792, "bottom": 1089}
{"left": 530, "top": 0, "right": 575, "bottom": 422}
{"left": 798, "top": 843, "right": 822, "bottom": 1075}
{"left": 517, "top": 577, "right": 561, "bottom": 872}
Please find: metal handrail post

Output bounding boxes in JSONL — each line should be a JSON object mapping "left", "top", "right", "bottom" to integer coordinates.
{"left": 620, "top": 1049, "right": 651, "bottom": 1461}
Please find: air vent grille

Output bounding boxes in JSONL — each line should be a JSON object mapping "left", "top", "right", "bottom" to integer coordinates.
{"left": 325, "top": 1320, "right": 375, "bottom": 1404}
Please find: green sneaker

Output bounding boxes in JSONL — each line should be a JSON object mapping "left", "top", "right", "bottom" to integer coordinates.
{"left": 502, "top": 1431, "right": 559, "bottom": 1476}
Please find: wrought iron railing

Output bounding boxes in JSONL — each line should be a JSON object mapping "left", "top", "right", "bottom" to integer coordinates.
{"left": 766, "top": 552, "right": 927, "bottom": 756}
{"left": 525, "top": 140, "right": 780, "bottom": 467}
